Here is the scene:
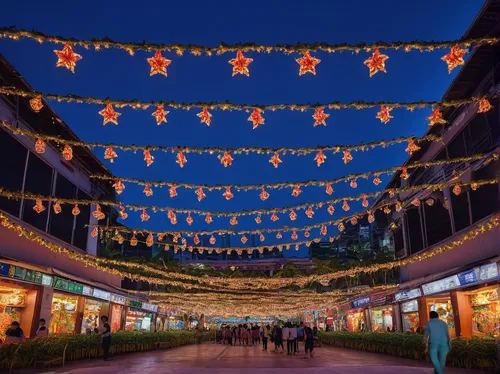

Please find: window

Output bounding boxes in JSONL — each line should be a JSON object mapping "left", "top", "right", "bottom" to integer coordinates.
{"left": 407, "top": 208, "right": 424, "bottom": 254}
{"left": 73, "top": 189, "right": 91, "bottom": 251}
{"left": 470, "top": 164, "right": 500, "bottom": 223}
{"left": 22, "top": 152, "right": 53, "bottom": 231}
{"left": 49, "top": 174, "right": 77, "bottom": 244}
{"left": 450, "top": 189, "right": 470, "bottom": 232}
{"left": 0, "top": 129, "right": 27, "bottom": 216}
{"left": 424, "top": 194, "right": 453, "bottom": 246}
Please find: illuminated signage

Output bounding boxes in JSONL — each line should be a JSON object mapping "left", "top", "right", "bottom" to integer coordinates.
{"left": 351, "top": 296, "right": 370, "bottom": 309}
{"left": 395, "top": 288, "right": 422, "bottom": 302}
{"left": 401, "top": 299, "right": 418, "bottom": 313}
{"left": 142, "top": 303, "right": 158, "bottom": 312}
{"left": 92, "top": 288, "right": 111, "bottom": 301}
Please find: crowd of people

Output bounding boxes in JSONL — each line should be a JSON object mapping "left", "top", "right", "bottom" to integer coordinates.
{"left": 216, "top": 322, "right": 319, "bottom": 358}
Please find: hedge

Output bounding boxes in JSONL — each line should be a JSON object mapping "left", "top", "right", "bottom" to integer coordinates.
{"left": 0, "top": 330, "right": 213, "bottom": 370}
{"left": 319, "top": 331, "right": 498, "bottom": 371}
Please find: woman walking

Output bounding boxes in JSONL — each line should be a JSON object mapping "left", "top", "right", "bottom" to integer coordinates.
{"left": 303, "top": 325, "right": 315, "bottom": 358}
{"left": 274, "top": 325, "right": 284, "bottom": 353}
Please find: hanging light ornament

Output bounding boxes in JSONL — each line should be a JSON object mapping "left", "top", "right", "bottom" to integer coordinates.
{"left": 186, "top": 213, "right": 194, "bottom": 226}
{"left": 426, "top": 198, "right": 435, "bottom": 207}
{"left": 289, "top": 210, "right": 297, "bottom": 221}
{"left": 35, "top": 138, "right": 46, "bottom": 154}
{"left": 259, "top": 233, "right": 265, "bottom": 242}
{"left": 351, "top": 217, "right": 358, "bottom": 225}
{"left": 194, "top": 235, "right": 200, "bottom": 245}
{"left": 427, "top": 107, "right": 446, "bottom": 127}
{"left": 230, "top": 216, "right": 238, "bottom": 226}
{"left": 325, "top": 183, "right": 334, "bottom": 195}
{"left": 269, "top": 152, "right": 282, "bottom": 168}
{"left": 205, "top": 213, "right": 213, "bottom": 224}
{"left": 33, "top": 199, "right": 45, "bottom": 213}
{"left": 157, "top": 233, "right": 165, "bottom": 241}
{"left": 146, "top": 233, "right": 154, "bottom": 247}
{"left": 151, "top": 105, "right": 169, "bottom": 125}
{"left": 312, "top": 107, "right": 329, "bottom": 127}
{"left": 169, "top": 185, "right": 178, "bottom": 198}
{"left": 364, "top": 48, "right": 389, "bottom": 77}
{"left": 471, "top": 183, "right": 478, "bottom": 191}
{"left": 119, "top": 203, "right": 128, "bottom": 220}
{"left": 54, "top": 44, "right": 82, "bottom": 73}
{"left": 271, "top": 212, "right": 279, "bottom": 222}
{"left": 176, "top": 151, "right": 187, "bottom": 168}
{"left": 368, "top": 212, "right": 375, "bottom": 223}
{"left": 477, "top": 98, "right": 493, "bottom": 113}
{"left": 104, "top": 146, "right": 118, "bottom": 163}
{"left": 143, "top": 150, "right": 154, "bottom": 167}
{"left": 342, "top": 150, "right": 353, "bottom": 164}
{"left": 147, "top": 50, "right": 171, "bottom": 76}
{"left": 209, "top": 235, "right": 216, "bottom": 245}
{"left": 143, "top": 184, "right": 154, "bottom": 197}
{"left": 228, "top": 50, "right": 253, "bottom": 76}
{"left": 255, "top": 215, "right": 262, "bottom": 224}
{"left": 248, "top": 108, "right": 265, "bottom": 129}
{"left": 304, "top": 231, "right": 310, "bottom": 238}
{"left": 91, "top": 227, "right": 98, "bottom": 238}
{"left": 130, "top": 235, "right": 138, "bottom": 246}
{"left": 259, "top": 187, "right": 270, "bottom": 201}
{"left": 405, "top": 139, "right": 421, "bottom": 155}
{"left": 296, "top": 51, "right": 321, "bottom": 76}
{"left": 72, "top": 203, "right": 80, "bottom": 216}
{"left": 195, "top": 187, "right": 206, "bottom": 201}
{"left": 62, "top": 144, "right": 73, "bottom": 161}
{"left": 327, "top": 205, "right": 335, "bottom": 215}
{"left": 197, "top": 107, "right": 212, "bottom": 126}
{"left": 383, "top": 206, "right": 391, "bottom": 214}
{"left": 401, "top": 167, "right": 410, "bottom": 180}
{"left": 241, "top": 235, "right": 248, "bottom": 244}
{"left": 350, "top": 178, "right": 358, "bottom": 189}
{"left": 373, "top": 174, "right": 382, "bottom": 186}
{"left": 220, "top": 152, "right": 234, "bottom": 167}
{"left": 376, "top": 106, "right": 393, "bottom": 124}
{"left": 314, "top": 150, "right": 326, "bottom": 167}
{"left": 92, "top": 204, "right": 105, "bottom": 220}
{"left": 342, "top": 200, "right": 350, "bottom": 211}
{"left": 29, "top": 96, "right": 43, "bottom": 112}
{"left": 362, "top": 195, "right": 369, "bottom": 208}
{"left": 291, "top": 231, "right": 298, "bottom": 240}
{"left": 338, "top": 222, "right": 345, "bottom": 232}
{"left": 276, "top": 232, "right": 282, "bottom": 239}
{"left": 99, "top": 104, "right": 121, "bottom": 126}
{"left": 53, "top": 201, "right": 62, "bottom": 214}
{"left": 291, "top": 185, "right": 302, "bottom": 197}
{"left": 452, "top": 185, "right": 462, "bottom": 196}
{"left": 223, "top": 187, "right": 234, "bottom": 200}
{"left": 411, "top": 199, "right": 421, "bottom": 207}
{"left": 441, "top": 45, "right": 466, "bottom": 73}
{"left": 395, "top": 201, "right": 402, "bottom": 212}
{"left": 168, "top": 210, "right": 177, "bottom": 225}
{"left": 140, "top": 209, "right": 150, "bottom": 222}
{"left": 305, "top": 207, "right": 314, "bottom": 218}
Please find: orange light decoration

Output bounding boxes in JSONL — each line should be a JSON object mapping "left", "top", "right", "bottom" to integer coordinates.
{"left": 296, "top": 51, "right": 321, "bottom": 76}
{"left": 92, "top": 204, "right": 105, "bottom": 220}
{"left": 53, "top": 201, "right": 62, "bottom": 214}
{"left": 143, "top": 184, "right": 154, "bottom": 197}
{"left": 304, "top": 231, "right": 310, "bottom": 238}
{"left": 230, "top": 216, "right": 238, "bottom": 226}
{"left": 186, "top": 213, "right": 194, "bottom": 226}
{"left": 289, "top": 210, "right": 297, "bottom": 221}
{"left": 405, "top": 139, "right": 421, "bottom": 155}
{"left": 389, "top": 190, "right": 396, "bottom": 198}
{"left": 477, "top": 98, "right": 493, "bottom": 113}
{"left": 427, "top": 107, "right": 446, "bottom": 127}
{"left": 205, "top": 213, "right": 213, "bottom": 224}
{"left": 223, "top": 187, "right": 234, "bottom": 200}
{"left": 151, "top": 105, "right": 169, "bottom": 125}
{"left": 312, "top": 107, "right": 329, "bottom": 127}
{"left": 411, "top": 198, "right": 421, "bottom": 207}
{"left": 362, "top": 195, "right": 369, "bottom": 208}
{"left": 72, "top": 203, "right": 80, "bottom": 216}
{"left": 276, "top": 232, "right": 282, "bottom": 239}
{"left": 209, "top": 235, "right": 216, "bottom": 245}
{"left": 350, "top": 178, "right": 358, "bottom": 189}
{"left": 119, "top": 203, "right": 128, "bottom": 220}
{"left": 143, "top": 150, "right": 154, "bottom": 167}
{"left": 291, "top": 231, "right": 298, "bottom": 240}
{"left": 147, "top": 50, "right": 171, "bottom": 77}
{"left": 291, "top": 185, "right": 302, "bottom": 197}
{"left": 426, "top": 198, "right": 435, "bottom": 207}
{"left": 351, "top": 217, "right": 358, "bottom": 225}
{"left": 383, "top": 206, "right": 391, "bottom": 214}
{"left": 376, "top": 106, "right": 393, "bottom": 124}
{"left": 441, "top": 45, "right": 466, "bottom": 73}
{"left": 104, "top": 146, "right": 118, "bottom": 163}
{"left": 197, "top": 107, "right": 212, "bottom": 126}
{"left": 228, "top": 50, "right": 253, "bottom": 76}
{"left": 241, "top": 235, "right": 248, "bottom": 244}
{"left": 54, "top": 44, "right": 82, "bottom": 73}
{"left": 62, "top": 144, "right": 73, "bottom": 161}
{"left": 168, "top": 210, "right": 177, "bottom": 224}
{"left": 271, "top": 212, "right": 279, "bottom": 222}
{"left": 305, "top": 207, "right": 314, "bottom": 218}
{"left": 195, "top": 187, "right": 206, "bottom": 202}
{"left": 259, "top": 187, "right": 270, "bottom": 201}
{"left": 169, "top": 185, "right": 178, "bottom": 198}
{"left": 176, "top": 151, "right": 187, "bottom": 168}
{"left": 35, "top": 138, "right": 46, "bottom": 154}
{"left": 471, "top": 183, "right": 478, "bottom": 191}
{"left": 373, "top": 174, "right": 382, "bottom": 185}
{"left": 146, "top": 233, "right": 154, "bottom": 247}
{"left": 194, "top": 235, "right": 200, "bottom": 245}
{"left": 91, "top": 227, "right": 98, "bottom": 238}
{"left": 325, "top": 183, "right": 334, "bottom": 195}
{"left": 220, "top": 152, "right": 234, "bottom": 167}
{"left": 327, "top": 205, "right": 335, "bottom": 215}
{"left": 342, "top": 150, "right": 353, "bottom": 164}
{"left": 368, "top": 213, "right": 375, "bottom": 223}
{"left": 33, "top": 199, "right": 45, "bottom": 213}
{"left": 140, "top": 209, "right": 150, "bottom": 222}
{"left": 259, "top": 233, "right": 265, "bottom": 241}
{"left": 130, "top": 235, "right": 138, "bottom": 246}
{"left": 99, "top": 104, "right": 121, "bottom": 126}
{"left": 157, "top": 233, "right": 165, "bottom": 241}
{"left": 255, "top": 215, "right": 262, "bottom": 224}
{"left": 338, "top": 222, "right": 345, "bottom": 232}
{"left": 452, "top": 185, "right": 461, "bottom": 196}
{"left": 364, "top": 48, "right": 389, "bottom": 77}
{"left": 401, "top": 167, "right": 410, "bottom": 180}
{"left": 395, "top": 201, "right": 402, "bottom": 212}
{"left": 329, "top": 236, "right": 335, "bottom": 243}
{"left": 248, "top": 109, "right": 265, "bottom": 129}
{"left": 314, "top": 150, "right": 326, "bottom": 167}
{"left": 29, "top": 96, "right": 43, "bottom": 112}
{"left": 269, "top": 152, "right": 282, "bottom": 168}
{"left": 342, "top": 200, "right": 350, "bottom": 212}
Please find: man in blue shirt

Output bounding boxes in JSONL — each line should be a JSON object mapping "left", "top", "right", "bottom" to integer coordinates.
{"left": 424, "top": 311, "right": 451, "bottom": 374}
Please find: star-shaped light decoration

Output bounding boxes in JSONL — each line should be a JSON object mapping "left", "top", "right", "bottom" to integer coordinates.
{"left": 363, "top": 48, "right": 389, "bottom": 77}
{"left": 427, "top": 107, "right": 446, "bottom": 127}
{"left": 441, "top": 45, "right": 467, "bottom": 73}
{"left": 33, "top": 199, "right": 45, "bottom": 214}
{"left": 383, "top": 206, "right": 391, "bottom": 214}
{"left": 405, "top": 139, "right": 421, "bottom": 155}
{"left": 320, "top": 225, "right": 327, "bottom": 236}
{"left": 291, "top": 231, "right": 298, "bottom": 241}
{"left": 259, "top": 187, "right": 270, "bottom": 201}
{"left": 248, "top": 109, "right": 265, "bottom": 129}
{"left": 72, "top": 203, "right": 80, "bottom": 216}
{"left": 241, "top": 235, "right": 248, "bottom": 244}
{"left": 276, "top": 232, "right": 282, "bottom": 239}
{"left": 289, "top": 210, "right": 297, "bottom": 221}
{"left": 373, "top": 174, "right": 382, "bottom": 185}
{"left": 62, "top": 145, "right": 73, "bottom": 161}
{"left": 35, "top": 138, "right": 46, "bottom": 154}
{"left": 205, "top": 213, "right": 213, "bottom": 224}
{"left": 314, "top": 150, "right": 326, "bottom": 167}
{"left": 327, "top": 205, "right": 335, "bottom": 215}
{"left": 220, "top": 152, "right": 234, "bottom": 167}
{"left": 104, "top": 146, "right": 118, "bottom": 163}
{"left": 186, "top": 213, "right": 194, "bottom": 226}
{"left": 376, "top": 106, "right": 393, "bottom": 124}
{"left": 269, "top": 152, "right": 282, "bottom": 168}
{"left": 452, "top": 185, "right": 462, "bottom": 196}
{"left": 325, "top": 184, "right": 334, "bottom": 195}
{"left": 362, "top": 195, "right": 369, "bottom": 208}
{"left": 209, "top": 235, "right": 216, "bottom": 245}
{"left": 53, "top": 201, "right": 62, "bottom": 214}
{"left": 99, "top": 104, "right": 121, "bottom": 126}
{"left": 477, "top": 98, "right": 493, "bottom": 113}
{"left": 92, "top": 204, "right": 105, "bottom": 220}
{"left": 140, "top": 209, "right": 150, "bottom": 222}
{"left": 400, "top": 167, "right": 410, "bottom": 180}
{"left": 291, "top": 185, "right": 302, "bottom": 197}
{"left": 395, "top": 201, "right": 402, "bottom": 212}
{"left": 143, "top": 185, "right": 154, "bottom": 197}
{"left": 255, "top": 215, "right": 262, "bottom": 224}
{"left": 29, "top": 96, "right": 43, "bottom": 112}
{"left": 223, "top": 187, "right": 234, "bottom": 200}
{"left": 411, "top": 199, "right": 421, "bottom": 207}
{"left": 195, "top": 187, "right": 206, "bottom": 201}
{"left": 312, "top": 107, "right": 329, "bottom": 127}
{"left": 119, "top": 204, "right": 128, "bottom": 220}
{"left": 54, "top": 44, "right": 82, "bottom": 73}
{"left": 197, "top": 107, "right": 212, "bottom": 126}
{"left": 152, "top": 105, "right": 169, "bottom": 125}
{"left": 166, "top": 185, "right": 176, "bottom": 198}
{"left": 342, "top": 200, "right": 350, "bottom": 212}
{"left": 270, "top": 212, "right": 279, "bottom": 222}
{"left": 147, "top": 50, "right": 171, "bottom": 77}
{"left": 229, "top": 50, "right": 253, "bottom": 76}
{"left": 296, "top": 51, "right": 321, "bottom": 76}
{"left": 230, "top": 216, "right": 238, "bottom": 226}
{"left": 342, "top": 150, "right": 353, "bottom": 164}
{"left": 157, "top": 233, "right": 166, "bottom": 241}
{"left": 305, "top": 207, "right": 314, "bottom": 218}
{"left": 143, "top": 150, "right": 154, "bottom": 167}
{"left": 176, "top": 152, "right": 187, "bottom": 168}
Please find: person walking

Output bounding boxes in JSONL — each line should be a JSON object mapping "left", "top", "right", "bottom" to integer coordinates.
{"left": 289, "top": 323, "right": 298, "bottom": 355}
{"left": 424, "top": 311, "right": 451, "bottom": 374}
{"left": 252, "top": 325, "right": 260, "bottom": 345}
{"left": 101, "top": 322, "right": 112, "bottom": 361}
{"left": 282, "top": 323, "right": 290, "bottom": 354}
{"left": 304, "top": 325, "right": 315, "bottom": 358}
{"left": 262, "top": 324, "right": 270, "bottom": 351}
{"left": 225, "top": 326, "right": 233, "bottom": 346}
{"left": 297, "top": 322, "right": 305, "bottom": 353}
{"left": 274, "top": 325, "right": 284, "bottom": 353}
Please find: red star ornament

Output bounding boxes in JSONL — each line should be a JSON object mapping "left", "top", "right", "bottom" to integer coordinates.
{"left": 99, "top": 104, "right": 121, "bottom": 126}
{"left": 176, "top": 152, "right": 187, "bottom": 168}
{"left": 53, "top": 201, "right": 62, "bottom": 214}
{"left": 54, "top": 44, "right": 82, "bottom": 73}
{"left": 291, "top": 231, "right": 298, "bottom": 241}
{"left": 478, "top": 98, "right": 493, "bottom": 113}
{"left": 362, "top": 195, "right": 369, "bottom": 208}
{"left": 427, "top": 107, "right": 446, "bottom": 127}
{"left": 342, "top": 150, "right": 353, "bottom": 164}
{"left": 195, "top": 187, "right": 206, "bottom": 201}
{"left": 209, "top": 235, "right": 216, "bottom": 245}
{"left": 186, "top": 213, "right": 194, "bottom": 226}
{"left": 291, "top": 185, "right": 302, "bottom": 197}
{"left": 312, "top": 107, "right": 329, "bottom": 127}
{"left": 314, "top": 150, "right": 326, "bottom": 167}
{"left": 441, "top": 45, "right": 466, "bottom": 73}
{"left": 152, "top": 105, "right": 169, "bottom": 125}
{"left": 197, "top": 107, "right": 212, "bottom": 126}
{"left": 62, "top": 145, "right": 73, "bottom": 161}
{"left": 72, "top": 203, "right": 80, "bottom": 216}
{"left": 220, "top": 152, "right": 234, "bottom": 167}
{"left": 92, "top": 204, "right": 105, "bottom": 220}
{"left": 269, "top": 152, "right": 282, "bottom": 168}
{"left": 320, "top": 225, "right": 327, "bottom": 236}
{"left": 223, "top": 187, "right": 234, "bottom": 200}
{"left": 376, "top": 106, "right": 394, "bottom": 124}
{"left": 104, "top": 146, "right": 118, "bottom": 163}
{"left": 296, "top": 51, "right": 321, "bottom": 76}
{"left": 147, "top": 50, "right": 171, "bottom": 77}
{"left": 305, "top": 207, "right": 314, "bottom": 218}
{"left": 373, "top": 174, "right": 382, "bottom": 186}
{"left": 248, "top": 109, "right": 265, "bottom": 129}
{"left": 363, "top": 48, "right": 389, "bottom": 77}
{"left": 143, "top": 185, "right": 153, "bottom": 197}
{"left": 255, "top": 215, "right": 262, "bottom": 224}
{"left": 241, "top": 235, "right": 248, "bottom": 244}
{"left": 259, "top": 187, "right": 270, "bottom": 201}
{"left": 230, "top": 216, "right": 238, "bottom": 226}
{"left": 194, "top": 235, "right": 200, "bottom": 245}
{"left": 143, "top": 150, "right": 154, "bottom": 167}
{"left": 229, "top": 51, "right": 253, "bottom": 76}
{"left": 405, "top": 139, "right": 421, "bottom": 155}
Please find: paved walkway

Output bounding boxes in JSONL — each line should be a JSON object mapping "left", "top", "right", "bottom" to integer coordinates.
{"left": 34, "top": 342, "right": 483, "bottom": 374}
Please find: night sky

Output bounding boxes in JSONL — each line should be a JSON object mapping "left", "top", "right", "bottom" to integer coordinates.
{"left": 0, "top": 0, "right": 484, "bottom": 257}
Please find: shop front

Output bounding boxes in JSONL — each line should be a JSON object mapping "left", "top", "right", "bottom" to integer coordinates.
{"left": 394, "top": 288, "right": 422, "bottom": 333}
{"left": 303, "top": 311, "right": 315, "bottom": 327}
{"left": 110, "top": 294, "right": 127, "bottom": 332}
{"left": 346, "top": 296, "right": 370, "bottom": 332}
{"left": 369, "top": 295, "right": 394, "bottom": 332}
{"left": 81, "top": 289, "right": 111, "bottom": 334}
{"left": 316, "top": 309, "right": 327, "bottom": 330}
{"left": 125, "top": 300, "right": 156, "bottom": 331}
{"left": 468, "top": 286, "right": 499, "bottom": 338}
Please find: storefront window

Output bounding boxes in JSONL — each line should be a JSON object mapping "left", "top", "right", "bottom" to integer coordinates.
{"left": 470, "top": 287, "right": 500, "bottom": 338}
{"left": 401, "top": 300, "right": 420, "bottom": 333}
{"left": 428, "top": 296, "right": 455, "bottom": 338}
{"left": 126, "top": 308, "right": 153, "bottom": 331}
{"left": 346, "top": 309, "right": 366, "bottom": 332}
{"left": 51, "top": 293, "right": 78, "bottom": 334}
{"left": 0, "top": 285, "right": 29, "bottom": 340}
{"left": 110, "top": 304, "right": 123, "bottom": 332}
{"left": 81, "top": 298, "right": 108, "bottom": 334}
{"left": 370, "top": 306, "right": 393, "bottom": 332}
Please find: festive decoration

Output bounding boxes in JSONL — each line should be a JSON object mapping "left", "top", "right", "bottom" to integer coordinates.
{"left": 373, "top": 174, "right": 382, "bottom": 185}
{"left": 368, "top": 213, "right": 375, "bottom": 223}
{"left": 289, "top": 210, "right": 297, "bottom": 221}
{"left": 53, "top": 201, "right": 62, "bottom": 214}
{"left": 248, "top": 109, "right": 264, "bottom": 129}
{"left": 304, "top": 230, "right": 310, "bottom": 238}
{"left": 271, "top": 212, "right": 279, "bottom": 222}
{"left": 276, "top": 232, "right": 282, "bottom": 239}
{"left": 362, "top": 195, "right": 369, "bottom": 208}
{"left": 62, "top": 144, "right": 73, "bottom": 161}
{"left": 54, "top": 44, "right": 82, "bottom": 73}
{"left": 314, "top": 150, "right": 326, "bottom": 167}
{"left": 342, "top": 150, "right": 353, "bottom": 164}
{"left": 296, "top": 51, "right": 320, "bottom": 76}
{"left": 291, "top": 231, "right": 298, "bottom": 240}
{"left": 383, "top": 206, "right": 391, "bottom": 214}
{"left": 255, "top": 215, "right": 262, "bottom": 224}
{"left": 205, "top": 213, "right": 213, "bottom": 224}
{"left": 452, "top": 185, "right": 461, "bottom": 196}
{"left": 209, "top": 235, "right": 216, "bottom": 245}
{"left": 193, "top": 235, "right": 200, "bottom": 245}
{"left": 112, "top": 180, "right": 125, "bottom": 195}
{"left": 195, "top": 187, "right": 206, "bottom": 202}
{"left": 151, "top": 105, "right": 168, "bottom": 125}
{"left": 119, "top": 203, "right": 128, "bottom": 220}
{"left": 351, "top": 217, "right": 358, "bottom": 225}
{"left": 220, "top": 152, "right": 234, "bottom": 167}
{"left": 29, "top": 96, "right": 43, "bottom": 112}
{"left": 169, "top": 185, "right": 178, "bottom": 198}
{"left": 325, "top": 184, "right": 334, "bottom": 195}
{"left": 130, "top": 235, "right": 138, "bottom": 246}
{"left": 350, "top": 178, "right": 358, "bottom": 189}
{"left": 168, "top": 210, "right": 177, "bottom": 224}
{"left": 259, "top": 187, "right": 270, "bottom": 201}
{"left": 230, "top": 216, "right": 238, "bottom": 226}
{"left": 228, "top": 50, "right": 253, "bottom": 76}
{"left": 405, "top": 139, "right": 421, "bottom": 155}
{"left": 146, "top": 233, "right": 154, "bottom": 247}
{"left": 223, "top": 187, "right": 234, "bottom": 200}
{"left": 91, "top": 227, "right": 98, "bottom": 237}
{"left": 186, "top": 213, "right": 194, "bottom": 226}
{"left": 400, "top": 167, "right": 409, "bottom": 180}
{"left": 305, "top": 207, "right": 314, "bottom": 218}
{"left": 441, "top": 45, "right": 467, "bottom": 73}
{"left": 269, "top": 152, "right": 283, "bottom": 168}
{"left": 92, "top": 204, "right": 105, "bottom": 220}
{"left": 411, "top": 198, "right": 421, "bottom": 207}
{"left": 143, "top": 185, "right": 153, "bottom": 197}
{"left": 143, "top": 150, "right": 154, "bottom": 167}
{"left": 99, "top": 104, "right": 121, "bottom": 126}
{"left": 364, "top": 48, "right": 389, "bottom": 77}
{"left": 147, "top": 50, "right": 171, "bottom": 76}
{"left": 312, "top": 107, "right": 329, "bottom": 127}
{"left": 395, "top": 201, "right": 402, "bottom": 212}
{"left": 176, "top": 151, "right": 187, "bottom": 168}
{"left": 33, "top": 199, "right": 45, "bottom": 213}
{"left": 338, "top": 222, "right": 345, "bottom": 232}
{"left": 259, "top": 233, "right": 265, "bottom": 241}
{"left": 197, "top": 107, "right": 212, "bottom": 126}
{"left": 477, "top": 98, "right": 493, "bottom": 113}
{"left": 241, "top": 235, "right": 248, "bottom": 244}
{"left": 327, "top": 205, "right": 335, "bottom": 215}
{"left": 342, "top": 200, "right": 350, "bottom": 212}
{"left": 426, "top": 198, "right": 435, "bottom": 207}
{"left": 104, "top": 146, "right": 118, "bottom": 163}
{"left": 35, "top": 138, "right": 46, "bottom": 154}
{"left": 427, "top": 107, "right": 446, "bottom": 127}
{"left": 72, "top": 203, "right": 80, "bottom": 216}
{"left": 291, "top": 185, "right": 302, "bottom": 197}
{"left": 376, "top": 106, "right": 393, "bottom": 124}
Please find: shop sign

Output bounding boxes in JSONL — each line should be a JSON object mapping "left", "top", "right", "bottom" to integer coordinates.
{"left": 127, "top": 299, "right": 143, "bottom": 308}
{"left": 395, "top": 288, "right": 422, "bottom": 302}
{"left": 111, "top": 294, "right": 127, "bottom": 305}
{"left": 351, "top": 296, "right": 370, "bottom": 309}
{"left": 457, "top": 269, "right": 477, "bottom": 286}
{"left": 54, "top": 277, "right": 84, "bottom": 294}
{"left": 370, "top": 296, "right": 388, "bottom": 307}
{"left": 422, "top": 275, "right": 460, "bottom": 295}
{"left": 401, "top": 299, "right": 419, "bottom": 313}
{"left": 41, "top": 274, "right": 53, "bottom": 286}
{"left": 92, "top": 288, "right": 111, "bottom": 301}
{"left": 82, "top": 286, "right": 93, "bottom": 296}
{"left": 477, "top": 263, "right": 498, "bottom": 281}
{"left": 142, "top": 303, "right": 158, "bottom": 312}
{"left": 0, "top": 262, "right": 11, "bottom": 276}
{"left": 0, "top": 262, "right": 54, "bottom": 287}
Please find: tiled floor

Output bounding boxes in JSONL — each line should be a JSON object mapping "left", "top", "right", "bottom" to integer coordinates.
{"left": 35, "top": 343, "right": 484, "bottom": 374}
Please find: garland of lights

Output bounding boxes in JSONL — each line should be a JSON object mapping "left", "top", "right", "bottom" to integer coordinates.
{"left": 1, "top": 121, "right": 441, "bottom": 168}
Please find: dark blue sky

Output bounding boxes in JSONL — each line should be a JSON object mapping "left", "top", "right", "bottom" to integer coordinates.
{"left": 0, "top": 0, "right": 484, "bottom": 257}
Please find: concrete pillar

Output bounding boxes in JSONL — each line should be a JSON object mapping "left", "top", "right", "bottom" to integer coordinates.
{"left": 39, "top": 286, "right": 54, "bottom": 330}
{"left": 418, "top": 297, "right": 429, "bottom": 329}
{"left": 450, "top": 290, "right": 472, "bottom": 338}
